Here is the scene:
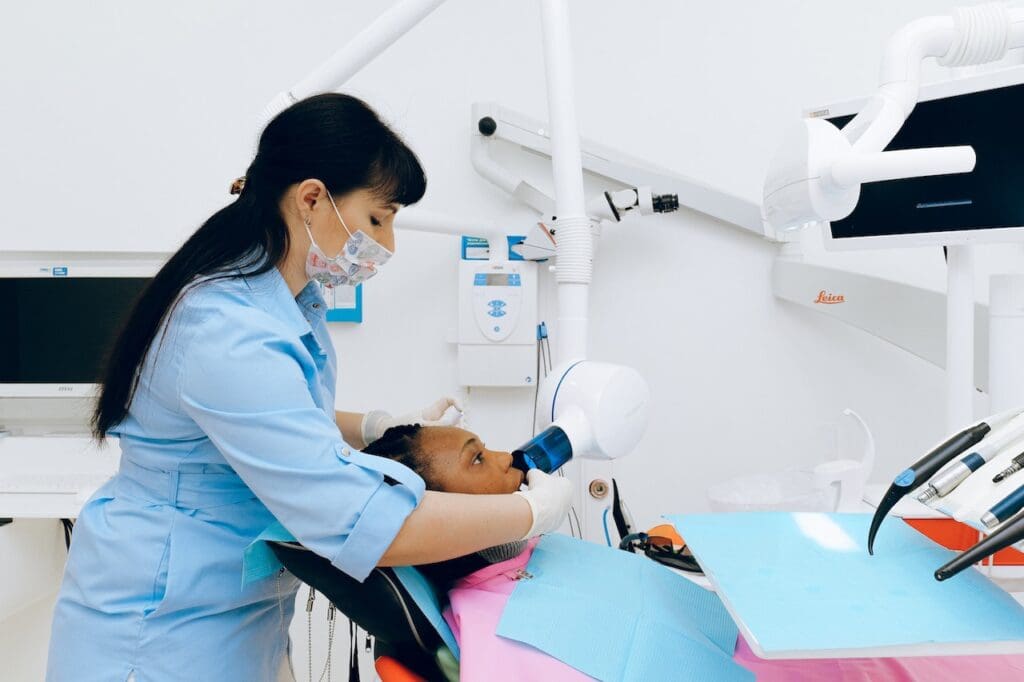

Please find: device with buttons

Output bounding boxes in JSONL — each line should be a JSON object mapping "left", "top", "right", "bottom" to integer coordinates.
{"left": 457, "top": 260, "right": 537, "bottom": 386}
{"left": 472, "top": 270, "right": 523, "bottom": 342}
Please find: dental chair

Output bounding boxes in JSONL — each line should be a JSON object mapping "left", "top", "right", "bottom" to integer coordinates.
{"left": 270, "top": 542, "right": 450, "bottom": 682}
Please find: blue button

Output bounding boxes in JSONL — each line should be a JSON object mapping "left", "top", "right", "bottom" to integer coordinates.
{"left": 493, "top": 326, "right": 501, "bottom": 332}
{"left": 487, "top": 309, "right": 507, "bottom": 318}
{"left": 488, "top": 299, "right": 506, "bottom": 308}
{"left": 894, "top": 469, "right": 916, "bottom": 487}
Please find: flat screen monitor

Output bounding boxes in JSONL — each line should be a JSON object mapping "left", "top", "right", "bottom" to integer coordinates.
{"left": 813, "top": 66, "right": 1024, "bottom": 250}
{"left": 0, "top": 257, "right": 157, "bottom": 397}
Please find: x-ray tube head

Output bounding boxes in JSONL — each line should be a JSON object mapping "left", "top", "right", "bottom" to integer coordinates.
{"left": 512, "top": 425, "right": 573, "bottom": 474}
{"left": 512, "top": 360, "right": 650, "bottom": 474}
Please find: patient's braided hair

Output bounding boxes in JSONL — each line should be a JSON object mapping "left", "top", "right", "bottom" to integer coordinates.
{"left": 363, "top": 424, "right": 439, "bottom": 489}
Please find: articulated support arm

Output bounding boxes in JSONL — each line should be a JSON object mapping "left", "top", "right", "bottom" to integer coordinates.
{"left": 763, "top": 3, "right": 1024, "bottom": 236}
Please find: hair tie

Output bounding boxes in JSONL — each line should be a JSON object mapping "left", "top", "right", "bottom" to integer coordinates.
{"left": 229, "top": 176, "right": 247, "bottom": 195}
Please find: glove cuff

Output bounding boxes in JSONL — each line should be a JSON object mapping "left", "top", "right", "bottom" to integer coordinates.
{"left": 361, "top": 409, "right": 392, "bottom": 447}
{"left": 513, "top": 490, "right": 541, "bottom": 540}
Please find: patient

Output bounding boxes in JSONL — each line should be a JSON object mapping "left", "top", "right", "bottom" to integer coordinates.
{"left": 362, "top": 423, "right": 525, "bottom": 496}
{"left": 362, "top": 424, "right": 530, "bottom": 589}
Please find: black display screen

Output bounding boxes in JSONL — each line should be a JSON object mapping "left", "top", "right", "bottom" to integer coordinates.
{"left": 827, "top": 81, "right": 1024, "bottom": 240}
{"left": 0, "top": 278, "right": 149, "bottom": 383}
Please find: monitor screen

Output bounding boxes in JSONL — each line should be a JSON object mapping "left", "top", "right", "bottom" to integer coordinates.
{"left": 827, "top": 81, "right": 1024, "bottom": 240}
{"left": 0, "top": 277, "right": 149, "bottom": 384}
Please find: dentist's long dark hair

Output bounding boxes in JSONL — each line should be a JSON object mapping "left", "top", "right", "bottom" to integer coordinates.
{"left": 92, "top": 93, "right": 426, "bottom": 439}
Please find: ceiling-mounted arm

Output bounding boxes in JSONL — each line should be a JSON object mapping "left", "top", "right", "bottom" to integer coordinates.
{"left": 763, "top": 3, "right": 1024, "bottom": 236}
{"left": 255, "top": 0, "right": 449, "bottom": 142}
{"left": 252, "top": 0, "right": 516, "bottom": 257}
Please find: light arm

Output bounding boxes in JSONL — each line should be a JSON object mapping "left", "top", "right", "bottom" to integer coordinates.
{"left": 255, "top": 0, "right": 450, "bottom": 142}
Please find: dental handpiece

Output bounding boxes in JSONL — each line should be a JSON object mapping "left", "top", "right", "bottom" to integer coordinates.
{"left": 916, "top": 413, "right": 1024, "bottom": 504}
{"left": 867, "top": 422, "right": 991, "bottom": 555}
{"left": 993, "top": 453, "right": 1024, "bottom": 483}
{"left": 982, "top": 482, "right": 1024, "bottom": 529}
{"left": 935, "top": 508, "right": 1024, "bottom": 581}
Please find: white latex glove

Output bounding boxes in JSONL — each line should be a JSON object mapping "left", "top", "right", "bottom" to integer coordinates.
{"left": 361, "top": 396, "right": 464, "bottom": 445}
{"left": 514, "top": 469, "right": 574, "bottom": 540}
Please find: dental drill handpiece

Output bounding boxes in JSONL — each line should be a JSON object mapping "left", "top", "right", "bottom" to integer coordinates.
{"left": 992, "top": 452, "right": 1024, "bottom": 483}
{"left": 867, "top": 422, "right": 991, "bottom": 555}
{"left": 934, "top": 508, "right": 1024, "bottom": 581}
{"left": 916, "top": 412, "right": 1024, "bottom": 504}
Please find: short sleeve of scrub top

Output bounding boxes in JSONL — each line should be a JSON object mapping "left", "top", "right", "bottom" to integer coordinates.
{"left": 175, "top": 275, "right": 425, "bottom": 581}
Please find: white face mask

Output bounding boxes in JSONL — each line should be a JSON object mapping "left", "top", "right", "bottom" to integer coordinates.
{"left": 304, "top": 191, "right": 393, "bottom": 288}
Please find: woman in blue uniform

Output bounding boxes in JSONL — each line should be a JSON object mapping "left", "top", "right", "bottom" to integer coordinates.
{"left": 46, "top": 93, "right": 572, "bottom": 682}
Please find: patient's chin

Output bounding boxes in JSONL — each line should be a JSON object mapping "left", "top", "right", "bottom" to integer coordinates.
{"left": 507, "top": 469, "right": 526, "bottom": 493}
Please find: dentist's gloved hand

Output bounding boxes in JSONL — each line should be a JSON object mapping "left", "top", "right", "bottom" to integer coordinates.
{"left": 361, "top": 396, "right": 464, "bottom": 446}
{"left": 514, "top": 469, "right": 574, "bottom": 540}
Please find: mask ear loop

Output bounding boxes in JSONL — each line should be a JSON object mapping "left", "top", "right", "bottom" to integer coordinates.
{"left": 325, "top": 191, "right": 356, "bottom": 240}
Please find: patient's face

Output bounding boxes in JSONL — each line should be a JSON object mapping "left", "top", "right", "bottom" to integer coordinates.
{"left": 418, "top": 426, "right": 525, "bottom": 495}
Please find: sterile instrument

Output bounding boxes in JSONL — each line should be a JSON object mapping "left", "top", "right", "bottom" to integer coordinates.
{"left": 935, "top": 509, "right": 1024, "bottom": 581}
{"left": 867, "top": 404, "right": 1024, "bottom": 580}
{"left": 866, "top": 420, "right": 991, "bottom": 555}
{"left": 916, "top": 413, "right": 1024, "bottom": 503}
{"left": 993, "top": 452, "right": 1024, "bottom": 483}
{"left": 981, "top": 483, "right": 1024, "bottom": 529}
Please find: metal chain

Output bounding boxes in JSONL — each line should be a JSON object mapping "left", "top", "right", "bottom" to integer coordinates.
{"left": 317, "top": 604, "right": 337, "bottom": 682}
{"left": 305, "top": 586, "right": 316, "bottom": 682}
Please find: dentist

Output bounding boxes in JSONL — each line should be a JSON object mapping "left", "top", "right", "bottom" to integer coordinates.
{"left": 46, "top": 93, "right": 571, "bottom": 682}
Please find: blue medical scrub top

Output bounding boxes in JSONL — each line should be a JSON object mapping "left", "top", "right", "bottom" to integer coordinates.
{"left": 46, "top": 267, "right": 425, "bottom": 682}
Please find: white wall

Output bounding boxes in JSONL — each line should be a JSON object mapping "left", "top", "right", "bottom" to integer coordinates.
{"left": 3, "top": 0, "right": 1024, "bottom": 679}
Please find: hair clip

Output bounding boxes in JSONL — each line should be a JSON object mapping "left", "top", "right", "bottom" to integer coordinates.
{"left": 229, "top": 176, "right": 247, "bottom": 195}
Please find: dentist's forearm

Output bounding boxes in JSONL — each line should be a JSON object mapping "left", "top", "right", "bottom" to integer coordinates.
{"left": 335, "top": 410, "right": 366, "bottom": 449}
{"left": 378, "top": 491, "right": 532, "bottom": 566}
